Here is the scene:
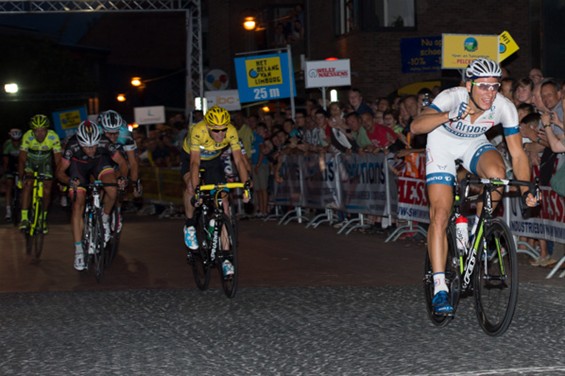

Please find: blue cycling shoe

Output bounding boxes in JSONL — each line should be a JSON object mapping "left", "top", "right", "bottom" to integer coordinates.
{"left": 432, "top": 291, "right": 454, "bottom": 315}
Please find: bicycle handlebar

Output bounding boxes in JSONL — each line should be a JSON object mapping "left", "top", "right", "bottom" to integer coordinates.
{"left": 198, "top": 182, "right": 247, "bottom": 191}
{"left": 462, "top": 175, "right": 541, "bottom": 206}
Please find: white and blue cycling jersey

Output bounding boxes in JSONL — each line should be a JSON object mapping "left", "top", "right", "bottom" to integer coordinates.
{"left": 98, "top": 124, "right": 137, "bottom": 153}
{"left": 425, "top": 86, "right": 519, "bottom": 186}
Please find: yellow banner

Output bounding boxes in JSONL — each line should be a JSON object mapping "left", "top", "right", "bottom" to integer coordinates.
{"left": 245, "top": 56, "right": 283, "bottom": 87}
{"left": 499, "top": 30, "right": 520, "bottom": 62}
{"left": 442, "top": 34, "right": 499, "bottom": 69}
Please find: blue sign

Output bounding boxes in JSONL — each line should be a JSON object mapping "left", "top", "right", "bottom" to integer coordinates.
{"left": 400, "top": 36, "right": 442, "bottom": 73}
{"left": 52, "top": 106, "right": 88, "bottom": 140}
{"left": 234, "top": 52, "right": 296, "bottom": 103}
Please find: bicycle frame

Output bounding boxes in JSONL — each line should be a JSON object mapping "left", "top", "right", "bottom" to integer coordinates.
{"left": 28, "top": 171, "right": 46, "bottom": 236}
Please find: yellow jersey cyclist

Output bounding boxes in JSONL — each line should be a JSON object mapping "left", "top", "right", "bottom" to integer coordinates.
{"left": 17, "top": 114, "right": 62, "bottom": 233}
{"left": 56, "top": 120, "right": 128, "bottom": 271}
{"left": 3, "top": 128, "right": 22, "bottom": 221}
{"left": 183, "top": 105, "right": 251, "bottom": 272}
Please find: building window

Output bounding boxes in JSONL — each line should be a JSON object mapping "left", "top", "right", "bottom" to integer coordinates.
{"left": 335, "top": 0, "right": 415, "bottom": 34}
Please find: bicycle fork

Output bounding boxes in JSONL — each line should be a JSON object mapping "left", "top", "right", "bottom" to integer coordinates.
{"left": 29, "top": 180, "right": 44, "bottom": 237}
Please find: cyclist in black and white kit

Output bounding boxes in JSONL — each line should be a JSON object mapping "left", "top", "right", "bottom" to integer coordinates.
{"left": 411, "top": 58, "right": 538, "bottom": 315}
{"left": 56, "top": 121, "right": 128, "bottom": 271}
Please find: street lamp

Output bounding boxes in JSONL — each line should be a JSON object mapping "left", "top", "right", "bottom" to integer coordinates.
{"left": 131, "top": 76, "right": 144, "bottom": 88}
{"left": 243, "top": 16, "right": 256, "bottom": 31}
{"left": 116, "top": 93, "right": 127, "bottom": 102}
{"left": 4, "top": 83, "right": 18, "bottom": 94}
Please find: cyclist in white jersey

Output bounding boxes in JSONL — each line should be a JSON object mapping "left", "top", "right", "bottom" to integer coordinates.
{"left": 411, "top": 58, "right": 538, "bottom": 315}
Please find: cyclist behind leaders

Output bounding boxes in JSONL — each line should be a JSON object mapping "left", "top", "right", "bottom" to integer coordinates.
{"left": 56, "top": 120, "right": 129, "bottom": 271}
{"left": 182, "top": 106, "right": 251, "bottom": 256}
{"left": 17, "top": 115, "right": 63, "bottom": 233}
{"left": 3, "top": 128, "right": 23, "bottom": 221}
{"left": 97, "top": 109, "right": 143, "bottom": 199}
{"left": 410, "top": 58, "right": 538, "bottom": 315}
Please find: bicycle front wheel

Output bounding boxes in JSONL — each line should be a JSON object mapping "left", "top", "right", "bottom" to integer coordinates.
{"left": 106, "top": 207, "right": 122, "bottom": 268}
{"left": 190, "top": 211, "right": 211, "bottom": 290}
{"left": 423, "top": 223, "right": 461, "bottom": 327}
{"left": 92, "top": 212, "right": 106, "bottom": 283}
{"left": 474, "top": 218, "right": 518, "bottom": 336}
{"left": 217, "top": 213, "right": 238, "bottom": 298}
{"left": 25, "top": 201, "right": 45, "bottom": 261}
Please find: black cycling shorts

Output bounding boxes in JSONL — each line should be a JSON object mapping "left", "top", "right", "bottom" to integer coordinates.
{"left": 68, "top": 155, "right": 114, "bottom": 188}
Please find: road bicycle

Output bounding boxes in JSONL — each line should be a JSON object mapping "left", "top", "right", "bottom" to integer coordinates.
{"left": 423, "top": 175, "right": 539, "bottom": 336}
{"left": 23, "top": 171, "right": 50, "bottom": 260}
{"left": 188, "top": 182, "right": 250, "bottom": 298}
{"left": 81, "top": 180, "right": 119, "bottom": 282}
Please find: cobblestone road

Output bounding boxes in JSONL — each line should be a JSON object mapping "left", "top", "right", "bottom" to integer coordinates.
{"left": 1, "top": 212, "right": 564, "bottom": 375}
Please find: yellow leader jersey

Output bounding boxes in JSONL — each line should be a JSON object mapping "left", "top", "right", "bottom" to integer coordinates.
{"left": 184, "top": 121, "right": 241, "bottom": 161}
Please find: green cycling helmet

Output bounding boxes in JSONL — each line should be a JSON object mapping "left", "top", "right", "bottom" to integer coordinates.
{"left": 29, "top": 114, "right": 50, "bottom": 129}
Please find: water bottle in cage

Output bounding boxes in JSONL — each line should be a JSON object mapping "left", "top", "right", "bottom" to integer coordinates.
{"left": 455, "top": 215, "right": 469, "bottom": 253}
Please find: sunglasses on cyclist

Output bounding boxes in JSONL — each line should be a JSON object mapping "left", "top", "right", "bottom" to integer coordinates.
{"left": 210, "top": 128, "right": 227, "bottom": 133}
{"left": 472, "top": 82, "right": 501, "bottom": 92}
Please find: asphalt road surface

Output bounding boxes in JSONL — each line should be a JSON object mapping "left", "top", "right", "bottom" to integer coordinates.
{"left": 1, "top": 208, "right": 565, "bottom": 375}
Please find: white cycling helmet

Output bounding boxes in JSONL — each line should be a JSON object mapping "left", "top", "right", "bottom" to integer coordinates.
{"left": 9, "top": 128, "right": 22, "bottom": 140}
{"left": 465, "top": 58, "right": 502, "bottom": 81}
{"left": 76, "top": 120, "right": 101, "bottom": 147}
{"left": 98, "top": 110, "right": 124, "bottom": 132}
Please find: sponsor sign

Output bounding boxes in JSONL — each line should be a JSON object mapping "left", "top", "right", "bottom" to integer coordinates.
{"left": 134, "top": 106, "right": 166, "bottom": 125}
{"left": 205, "top": 90, "right": 241, "bottom": 111}
{"left": 52, "top": 106, "right": 88, "bottom": 139}
{"left": 400, "top": 36, "right": 442, "bottom": 73}
{"left": 204, "top": 69, "right": 229, "bottom": 91}
{"left": 234, "top": 52, "right": 296, "bottom": 103}
{"left": 442, "top": 33, "right": 499, "bottom": 69}
{"left": 304, "top": 59, "right": 351, "bottom": 88}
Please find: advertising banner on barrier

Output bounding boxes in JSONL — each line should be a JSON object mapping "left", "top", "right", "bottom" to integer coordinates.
{"left": 302, "top": 153, "right": 341, "bottom": 209}
{"left": 396, "top": 177, "right": 430, "bottom": 223}
{"left": 273, "top": 155, "right": 304, "bottom": 207}
{"left": 339, "top": 153, "right": 395, "bottom": 215}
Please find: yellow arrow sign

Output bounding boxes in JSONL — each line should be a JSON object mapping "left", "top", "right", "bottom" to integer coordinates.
{"left": 499, "top": 30, "right": 520, "bottom": 62}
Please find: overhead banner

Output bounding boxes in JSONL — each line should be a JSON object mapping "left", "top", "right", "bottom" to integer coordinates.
{"left": 205, "top": 89, "right": 241, "bottom": 111}
{"left": 442, "top": 33, "right": 499, "bottom": 69}
{"left": 234, "top": 52, "right": 296, "bottom": 103}
{"left": 304, "top": 59, "right": 351, "bottom": 88}
{"left": 400, "top": 36, "right": 442, "bottom": 73}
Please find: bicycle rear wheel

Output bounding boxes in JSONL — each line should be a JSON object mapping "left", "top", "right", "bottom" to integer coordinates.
{"left": 474, "top": 218, "right": 518, "bottom": 336}
{"left": 217, "top": 213, "right": 238, "bottom": 298}
{"left": 190, "top": 211, "right": 211, "bottom": 290}
{"left": 423, "top": 223, "right": 461, "bottom": 326}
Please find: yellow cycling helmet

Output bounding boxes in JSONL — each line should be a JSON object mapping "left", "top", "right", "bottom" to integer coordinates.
{"left": 29, "top": 114, "right": 50, "bottom": 129}
{"left": 204, "top": 105, "right": 230, "bottom": 130}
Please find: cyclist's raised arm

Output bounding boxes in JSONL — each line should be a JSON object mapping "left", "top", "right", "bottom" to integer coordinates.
{"left": 411, "top": 107, "right": 450, "bottom": 135}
